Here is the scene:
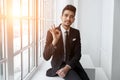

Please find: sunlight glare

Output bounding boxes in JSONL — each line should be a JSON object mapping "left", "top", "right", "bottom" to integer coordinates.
{"left": 12, "top": 0, "right": 20, "bottom": 17}
{"left": 12, "top": 0, "right": 28, "bottom": 17}
{"left": 12, "top": 6, "right": 20, "bottom": 17}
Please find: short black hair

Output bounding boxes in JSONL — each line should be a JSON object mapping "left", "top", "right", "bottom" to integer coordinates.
{"left": 62, "top": 4, "right": 76, "bottom": 16}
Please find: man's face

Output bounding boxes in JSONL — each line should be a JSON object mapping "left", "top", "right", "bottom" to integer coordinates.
{"left": 61, "top": 10, "right": 75, "bottom": 27}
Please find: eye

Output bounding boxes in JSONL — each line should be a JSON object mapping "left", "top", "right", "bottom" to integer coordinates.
{"left": 63, "top": 14, "right": 74, "bottom": 19}
{"left": 64, "top": 14, "right": 68, "bottom": 17}
{"left": 70, "top": 15, "right": 74, "bottom": 18}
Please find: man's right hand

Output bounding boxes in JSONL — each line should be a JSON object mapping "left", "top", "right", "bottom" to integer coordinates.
{"left": 49, "top": 24, "right": 61, "bottom": 46}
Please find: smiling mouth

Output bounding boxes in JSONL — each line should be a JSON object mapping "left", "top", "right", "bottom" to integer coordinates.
{"left": 65, "top": 21, "right": 71, "bottom": 24}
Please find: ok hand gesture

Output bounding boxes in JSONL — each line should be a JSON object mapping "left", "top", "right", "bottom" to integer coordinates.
{"left": 49, "top": 24, "right": 61, "bottom": 46}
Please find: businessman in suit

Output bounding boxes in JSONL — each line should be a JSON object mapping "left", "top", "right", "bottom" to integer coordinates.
{"left": 43, "top": 5, "right": 89, "bottom": 80}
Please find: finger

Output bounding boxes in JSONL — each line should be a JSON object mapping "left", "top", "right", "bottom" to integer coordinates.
{"left": 56, "top": 68, "right": 63, "bottom": 74}
{"left": 56, "top": 70, "right": 59, "bottom": 74}
{"left": 49, "top": 28, "right": 53, "bottom": 33}
{"left": 49, "top": 26, "right": 53, "bottom": 32}
{"left": 51, "top": 24, "right": 55, "bottom": 28}
{"left": 59, "top": 72, "right": 65, "bottom": 78}
{"left": 50, "top": 25, "right": 53, "bottom": 31}
{"left": 50, "top": 25, "right": 55, "bottom": 32}
{"left": 56, "top": 69, "right": 61, "bottom": 74}
{"left": 50, "top": 25, "right": 54, "bottom": 29}
{"left": 51, "top": 24, "right": 55, "bottom": 29}
{"left": 55, "top": 29, "right": 60, "bottom": 33}
{"left": 61, "top": 73, "right": 65, "bottom": 77}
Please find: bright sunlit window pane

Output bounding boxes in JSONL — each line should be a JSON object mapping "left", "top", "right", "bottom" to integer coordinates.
{"left": 22, "top": 20, "right": 28, "bottom": 48}
{"left": 38, "top": 20, "right": 41, "bottom": 41}
{"left": 1, "top": 0, "right": 38, "bottom": 80}
{"left": 0, "top": 0, "right": 3, "bottom": 15}
{"left": 38, "top": 20, "right": 40, "bottom": 41}
{"left": 30, "top": 47, "right": 35, "bottom": 70}
{"left": 22, "top": 49, "right": 29, "bottom": 78}
{"left": 13, "top": 20, "right": 21, "bottom": 53}
{"left": 40, "top": 20, "right": 44, "bottom": 39}
{"left": 38, "top": 0, "right": 41, "bottom": 18}
{"left": 14, "top": 53, "right": 21, "bottom": 80}
{"left": 12, "top": 0, "right": 28, "bottom": 17}
{"left": 30, "top": 20, "right": 34, "bottom": 44}
{"left": 12, "top": 0, "right": 20, "bottom": 17}
{"left": 22, "top": 0, "right": 28, "bottom": 16}
{"left": 30, "top": 0, "right": 34, "bottom": 17}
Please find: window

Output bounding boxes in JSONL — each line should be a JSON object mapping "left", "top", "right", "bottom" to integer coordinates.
{"left": 12, "top": 0, "right": 36, "bottom": 79}
{"left": 0, "top": 0, "right": 36, "bottom": 80}
{"left": 0, "top": 0, "right": 55, "bottom": 80}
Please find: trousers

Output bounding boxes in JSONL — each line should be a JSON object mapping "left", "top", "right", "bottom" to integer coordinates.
{"left": 64, "top": 69, "right": 82, "bottom": 80}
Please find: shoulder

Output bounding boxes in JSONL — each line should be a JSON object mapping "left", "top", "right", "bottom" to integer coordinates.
{"left": 70, "top": 27, "right": 80, "bottom": 33}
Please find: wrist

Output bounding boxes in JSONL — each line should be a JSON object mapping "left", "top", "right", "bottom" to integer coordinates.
{"left": 64, "top": 65, "right": 71, "bottom": 71}
{"left": 52, "top": 39, "right": 58, "bottom": 46}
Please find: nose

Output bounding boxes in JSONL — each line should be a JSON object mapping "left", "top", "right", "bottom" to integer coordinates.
{"left": 66, "top": 16, "right": 70, "bottom": 20}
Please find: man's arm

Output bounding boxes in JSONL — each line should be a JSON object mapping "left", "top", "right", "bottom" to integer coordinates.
{"left": 43, "top": 25, "right": 61, "bottom": 61}
{"left": 43, "top": 31, "right": 56, "bottom": 60}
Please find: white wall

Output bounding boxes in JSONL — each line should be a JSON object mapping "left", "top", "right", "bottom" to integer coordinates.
{"left": 78, "top": 0, "right": 115, "bottom": 80}
{"left": 101, "top": 0, "right": 114, "bottom": 79}
{"left": 78, "top": 0, "right": 102, "bottom": 67}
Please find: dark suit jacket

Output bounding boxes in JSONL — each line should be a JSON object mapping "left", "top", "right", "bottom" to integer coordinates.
{"left": 43, "top": 24, "right": 89, "bottom": 80}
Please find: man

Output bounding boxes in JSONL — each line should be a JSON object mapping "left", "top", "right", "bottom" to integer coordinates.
{"left": 43, "top": 5, "right": 89, "bottom": 80}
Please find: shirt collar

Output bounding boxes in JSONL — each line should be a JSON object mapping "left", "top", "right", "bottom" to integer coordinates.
{"left": 60, "top": 25, "right": 70, "bottom": 33}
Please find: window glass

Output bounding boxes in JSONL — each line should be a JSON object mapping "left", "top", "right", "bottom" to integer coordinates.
{"left": 22, "top": 0, "right": 28, "bottom": 16}
{"left": 22, "top": 49, "right": 29, "bottom": 78}
{"left": 29, "top": 0, "right": 34, "bottom": 17}
{"left": 14, "top": 53, "right": 21, "bottom": 80}
{"left": 30, "top": 46, "right": 35, "bottom": 70}
{"left": 22, "top": 20, "right": 28, "bottom": 48}
{"left": 13, "top": 20, "right": 21, "bottom": 53}
{"left": 30, "top": 20, "right": 34, "bottom": 44}
{"left": 12, "top": 0, "right": 20, "bottom": 17}
{"left": 0, "top": 63, "right": 4, "bottom": 80}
